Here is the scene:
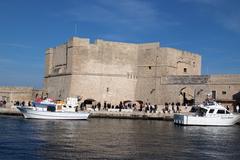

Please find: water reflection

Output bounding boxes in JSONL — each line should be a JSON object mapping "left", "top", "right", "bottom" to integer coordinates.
{"left": 0, "top": 116, "right": 240, "bottom": 160}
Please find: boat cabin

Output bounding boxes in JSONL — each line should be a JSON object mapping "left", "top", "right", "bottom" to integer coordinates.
{"left": 195, "top": 102, "right": 231, "bottom": 117}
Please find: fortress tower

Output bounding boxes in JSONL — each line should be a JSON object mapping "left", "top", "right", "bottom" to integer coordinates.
{"left": 44, "top": 37, "right": 201, "bottom": 104}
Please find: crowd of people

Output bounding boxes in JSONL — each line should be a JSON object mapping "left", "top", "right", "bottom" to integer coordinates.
{"left": 0, "top": 100, "right": 32, "bottom": 108}
{"left": 87, "top": 101, "right": 188, "bottom": 114}
{"left": 13, "top": 101, "right": 32, "bottom": 107}
{"left": 162, "top": 102, "right": 182, "bottom": 113}
{"left": 0, "top": 100, "right": 7, "bottom": 107}
{"left": 2, "top": 98, "right": 240, "bottom": 114}
{"left": 88, "top": 101, "right": 240, "bottom": 114}
{"left": 90, "top": 101, "right": 159, "bottom": 113}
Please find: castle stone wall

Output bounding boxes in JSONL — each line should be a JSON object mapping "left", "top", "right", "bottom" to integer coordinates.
{"left": 157, "top": 75, "right": 240, "bottom": 105}
{"left": 0, "top": 87, "right": 43, "bottom": 105}
{"left": 159, "top": 48, "right": 201, "bottom": 76}
{"left": 44, "top": 75, "right": 71, "bottom": 100}
{"left": 44, "top": 37, "right": 240, "bottom": 106}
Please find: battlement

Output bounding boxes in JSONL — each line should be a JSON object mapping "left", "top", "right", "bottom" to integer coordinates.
{"left": 67, "top": 37, "right": 90, "bottom": 47}
{"left": 0, "top": 86, "right": 33, "bottom": 91}
{"left": 161, "top": 47, "right": 201, "bottom": 57}
{"left": 209, "top": 74, "right": 240, "bottom": 84}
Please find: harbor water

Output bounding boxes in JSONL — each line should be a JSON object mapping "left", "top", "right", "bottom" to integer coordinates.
{"left": 0, "top": 115, "right": 240, "bottom": 160}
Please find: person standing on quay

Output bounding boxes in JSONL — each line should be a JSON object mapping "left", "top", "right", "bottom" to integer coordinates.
{"left": 236, "top": 105, "right": 239, "bottom": 113}
{"left": 97, "top": 102, "right": 101, "bottom": 111}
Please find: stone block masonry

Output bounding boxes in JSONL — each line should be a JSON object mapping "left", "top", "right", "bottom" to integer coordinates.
{"left": 44, "top": 37, "right": 240, "bottom": 107}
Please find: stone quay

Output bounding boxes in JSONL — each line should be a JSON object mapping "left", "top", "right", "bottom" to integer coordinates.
{"left": 0, "top": 105, "right": 180, "bottom": 121}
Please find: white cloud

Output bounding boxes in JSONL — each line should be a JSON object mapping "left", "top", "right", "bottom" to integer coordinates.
{"left": 65, "top": 0, "right": 180, "bottom": 31}
{"left": 179, "top": 0, "right": 224, "bottom": 6}
{"left": 217, "top": 12, "right": 240, "bottom": 33}
{"left": 179, "top": 0, "right": 240, "bottom": 33}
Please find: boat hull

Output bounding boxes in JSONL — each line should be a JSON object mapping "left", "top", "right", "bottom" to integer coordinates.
{"left": 17, "top": 107, "right": 90, "bottom": 120}
{"left": 174, "top": 114, "right": 240, "bottom": 126}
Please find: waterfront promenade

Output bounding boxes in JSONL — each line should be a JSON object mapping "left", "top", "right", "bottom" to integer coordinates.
{"left": 0, "top": 106, "right": 178, "bottom": 120}
{"left": 90, "top": 110, "right": 174, "bottom": 120}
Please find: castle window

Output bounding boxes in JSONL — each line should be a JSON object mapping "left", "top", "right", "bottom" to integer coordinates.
{"left": 184, "top": 68, "right": 187, "bottom": 73}
{"left": 149, "top": 66, "right": 151, "bottom": 70}
{"left": 222, "top": 91, "right": 226, "bottom": 95}
{"left": 212, "top": 90, "right": 216, "bottom": 99}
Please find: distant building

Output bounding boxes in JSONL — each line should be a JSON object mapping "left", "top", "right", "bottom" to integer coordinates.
{"left": 44, "top": 37, "right": 240, "bottom": 107}
{"left": 0, "top": 87, "right": 42, "bottom": 106}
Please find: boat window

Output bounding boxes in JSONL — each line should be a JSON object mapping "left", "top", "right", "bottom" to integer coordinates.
{"left": 199, "top": 108, "right": 207, "bottom": 116}
{"left": 209, "top": 109, "right": 214, "bottom": 113}
{"left": 190, "top": 106, "right": 198, "bottom": 112}
{"left": 204, "top": 101, "right": 214, "bottom": 106}
{"left": 217, "top": 110, "right": 225, "bottom": 114}
{"left": 57, "top": 105, "right": 62, "bottom": 110}
{"left": 47, "top": 106, "right": 56, "bottom": 112}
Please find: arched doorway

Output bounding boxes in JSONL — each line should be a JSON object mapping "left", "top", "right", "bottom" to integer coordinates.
{"left": 179, "top": 87, "right": 194, "bottom": 106}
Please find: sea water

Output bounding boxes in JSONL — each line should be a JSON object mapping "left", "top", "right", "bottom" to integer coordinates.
{"left": 0, "top": 115, "right": 240, "bottom": 160}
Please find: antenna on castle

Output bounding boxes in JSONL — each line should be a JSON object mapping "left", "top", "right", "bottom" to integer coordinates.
{"left": 74, "top": 24, "right": 78, "bottom": 35}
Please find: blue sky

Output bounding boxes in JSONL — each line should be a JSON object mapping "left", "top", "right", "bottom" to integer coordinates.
{"left": 0, "top": 0, "right": 240, "bottom": 88}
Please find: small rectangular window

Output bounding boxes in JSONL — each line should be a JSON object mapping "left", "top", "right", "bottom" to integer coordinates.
{"left": 184, "top": 68, "right": 187, "bottom": 73}
{"left": 222, "top": 91, "right": 226, "bottom": 95}
{"left": 217, "top": 110, "right": 225, "bottom": 114}
{"left": 209, "top": 109, "right": 214, "bottom": 113}
{"left": 149, "top": 66, "right": 151, "bottom": 70}
{"left": 212, "top": 90, "right": 216, "bottom": 99}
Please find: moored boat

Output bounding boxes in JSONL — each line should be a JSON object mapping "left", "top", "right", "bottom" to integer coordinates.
{"left": 174, "top": 101, "right": 240, "bottom": 126}
{"left": 17, "top": 99, "right": 90, "bottom": 120}
{"left": 17, "top": 106, "right": 90, "bottom": 120}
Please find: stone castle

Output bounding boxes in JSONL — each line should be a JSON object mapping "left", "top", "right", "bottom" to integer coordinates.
{"left": 44, "top": 37, "right": 240, "bottom": 106}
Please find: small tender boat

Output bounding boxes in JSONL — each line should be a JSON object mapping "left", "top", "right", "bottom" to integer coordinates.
{"left": 174, "top": 101, "right": 240, "bottom": 126}
{"left": 17, "top": 100, "right": 90, "bottom": 120}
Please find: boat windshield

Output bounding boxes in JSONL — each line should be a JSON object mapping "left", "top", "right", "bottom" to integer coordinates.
{"left": 203, "top": 101, "right": 215, "bottom": 106}
{"left": 190, "top": 106, "right": 198, "bottom": 112}
{"left": 197, "top": 108, "right": 208, "bottom": 116}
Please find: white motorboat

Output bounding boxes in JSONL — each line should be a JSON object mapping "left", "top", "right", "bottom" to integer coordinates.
{"left": 17, "top": 102, "right": 90, "bottom": 120}
{"left": 174, "top": 101, "right": 240, "bottom": 126}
